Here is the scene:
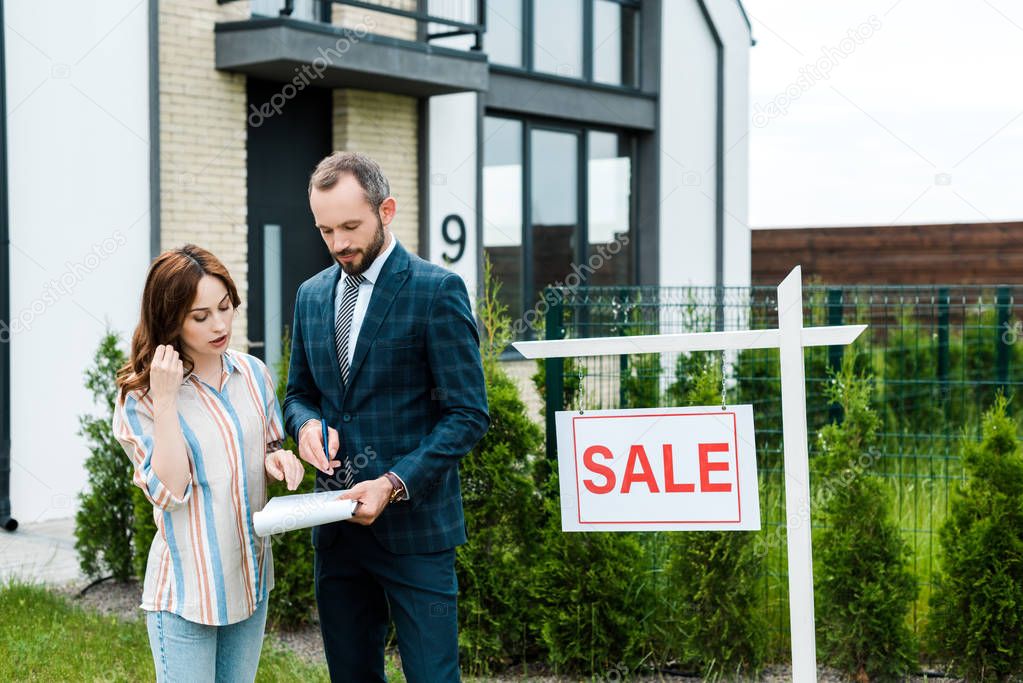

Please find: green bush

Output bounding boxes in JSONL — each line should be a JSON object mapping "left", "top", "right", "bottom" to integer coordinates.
{"left": 617, "top": 301, "right": 662, "bottom": 410}
{"left": 664, "top": 350, "right": 715, "bottom": 407}
{"left": 878, "top": 311, "right": 948, "bottom": 446}
{"left": 75, "top": 332, "right": 137, "bottom": 582}
{"left": 620, "top": 353, "right": 662, "bottom": 409}
{"left": 926, "top": 395, "right": 1023, "bottom": 680}
{"left": 530, "top": 351, "right": 585, "bottom": 490}
{"left": 526, "top": 298, "right": 656, "bottom": 676}
{"left": 659, "top": 530, "right": 766, "bottom": 676}
{"left": 132, "top": 485, "right": 157, "bottom": 582}
{"left": 457, "top": 260, "right": 545, "bottom": 673}
{"left": 265, "top": 329, "right": 319, "bottom": 628}
{"left": 813, "top": 360, "right": 917, "bottom": 680}
{"left": 659, "top": 355, "right": 767, "bottom": 677}
{"left": 531, "top": 355, "right": 585, "bottom": 412}
{"left": 263, "top": 447, "right": 317, "bottom": 628}
{"left": 532, "top": 517, "right": 654, "bottom": 676}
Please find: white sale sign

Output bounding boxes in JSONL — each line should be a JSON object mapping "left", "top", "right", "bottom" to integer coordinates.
{"left": 555, "top": 405, "right": 761, "bottom": 532}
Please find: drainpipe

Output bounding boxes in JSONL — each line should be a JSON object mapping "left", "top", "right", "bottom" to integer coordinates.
{"left": 0, "top": 0, "right": 18, "bottom": 532}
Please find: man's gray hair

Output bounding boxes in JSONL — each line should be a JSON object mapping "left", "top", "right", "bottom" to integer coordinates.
{"left": 308, "top": 151, "right": 391, "bottom": 212}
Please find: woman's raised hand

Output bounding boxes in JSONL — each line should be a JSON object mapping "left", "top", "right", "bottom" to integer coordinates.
{"left": 150, "top": 344, "right": 184, "bottom": 408}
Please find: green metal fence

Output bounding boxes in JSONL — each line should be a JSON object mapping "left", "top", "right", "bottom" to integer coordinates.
{"left": 540, "top": 284, "right": 1023, "bottom": 656}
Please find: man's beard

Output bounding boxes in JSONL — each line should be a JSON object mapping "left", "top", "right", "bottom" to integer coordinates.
{"left": 337, "top": 218, "right": 386, "bottom": 275}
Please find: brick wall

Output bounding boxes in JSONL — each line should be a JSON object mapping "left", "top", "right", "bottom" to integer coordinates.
{"left": 159, "top": 0, "right": 251, "bottom": 347}
{"left": 752, "top": 222, "right": 1023, "bottom": 285}
{"left": 332, "top": 89, "right": 420, "bottom": 253}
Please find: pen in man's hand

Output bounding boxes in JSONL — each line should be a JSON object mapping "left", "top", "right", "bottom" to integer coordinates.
{"left": 321, "top": 418, "right": 334, "bottom": 476}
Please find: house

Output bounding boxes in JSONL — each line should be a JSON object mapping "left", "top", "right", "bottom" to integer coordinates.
{"left": 1, "top": 0, "right": 752, "bottom": 526}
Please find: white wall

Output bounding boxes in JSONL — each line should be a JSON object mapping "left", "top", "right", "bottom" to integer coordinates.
{"left": 707, "top": 0, "right": 752, "bottom": 291}
{"left": 428, "top": 92, "right": 479, "bottom": 301}
{"left": 5, "top": 0, "right": 153, "bottom": 523}
{"left": 659, "top": 0, "right": 751, "bottom": 290}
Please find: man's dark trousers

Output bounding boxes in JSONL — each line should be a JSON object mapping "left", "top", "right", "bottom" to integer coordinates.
{"left": 315, "top": 521, "right": 458, "bottom": 682}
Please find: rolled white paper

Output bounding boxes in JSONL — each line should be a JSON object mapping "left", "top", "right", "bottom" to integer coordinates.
{"left": 253, "top": 490, "right": 358, "bottom": 537}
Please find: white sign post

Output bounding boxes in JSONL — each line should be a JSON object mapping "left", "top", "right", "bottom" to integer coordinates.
{"left": 512, "top": 266, "right": 866, "bottom": 683}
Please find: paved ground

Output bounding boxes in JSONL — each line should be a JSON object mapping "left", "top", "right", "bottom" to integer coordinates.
{"left": 0, "top": 516, "right": 84, "bottom": 586}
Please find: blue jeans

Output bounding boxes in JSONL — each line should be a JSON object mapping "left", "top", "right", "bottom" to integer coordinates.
{"left": 145, "top": 600, "right": 267, "bottom": 683}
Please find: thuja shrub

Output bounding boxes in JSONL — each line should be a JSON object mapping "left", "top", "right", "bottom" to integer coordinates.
{"left": 132, "top": 485, "right": 157, "bottom": 582}
{"left": 618, "top": 303, "right": 662, "bottom": 410}
{"left": 457, "top": 260, "right": 545, "bottom": 673}
{"left": 264, "top": 330, "right": 319, "bottom": 628}
{"left": 659, "top": 357, "right": 767, "bottom": 677}
{"left": 263, "top": 442, "right": 318, "bottom": 628}
{"left": 814, "top": 360, "right": 917, "bottom": 681}
{"left": 927, "top": 395, "right": 1023, "bottom": 680}
{"left": 620, "top": 353, "right": 663, "bottom": 409}
{"left": 75, "top": 332, "right": 137, "bottom": 582}
{"left": 532, "top": 497, "right": 655, "bottom": 676}
{"left": 528, "top": 306, "right": 655, "bottom": 675}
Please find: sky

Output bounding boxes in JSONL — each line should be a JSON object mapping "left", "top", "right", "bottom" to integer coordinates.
{"left": 742, "top": 0, "right": 1023, "bottom": 228}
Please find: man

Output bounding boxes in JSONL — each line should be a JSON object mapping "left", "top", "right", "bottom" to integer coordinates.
{"left": 283, "top": 151, "right": 489, "bottom": 682}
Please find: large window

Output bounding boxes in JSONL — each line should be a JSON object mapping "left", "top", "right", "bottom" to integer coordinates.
{"left": 530, "top": 128, "right": 580, "bottom": 309}
{"left": 592, "top": 0, "right": 640, "bottom": 86}
{"left": 533, "top": 0, "right": 583, "bottom": 78}
{"left": 482, "top": 118, "right": 524, "bottom": 321}
{"left": 484, "top": 0, "right": 640, "bottom": 87}
{"left": 483, "top": 115, "right": 634, "bottom": 336}
{"left": 484, "top": 0, "right": 524, "bottom": 67}
{"left": 586, "top": 130, "right": 632, "bottom": 285}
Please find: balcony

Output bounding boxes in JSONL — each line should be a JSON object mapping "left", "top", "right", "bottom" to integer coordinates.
{"left": 215, "top": 0, "right": 489, "bottom": 96}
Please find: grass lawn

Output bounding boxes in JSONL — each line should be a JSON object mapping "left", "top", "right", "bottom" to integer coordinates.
{"left": 0, "top": 581, "right": 406, "bottom": 682}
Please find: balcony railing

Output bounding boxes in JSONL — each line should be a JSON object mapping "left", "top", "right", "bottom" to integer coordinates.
{"left": 222, "top": 0, "right": 486, "bottom": 50}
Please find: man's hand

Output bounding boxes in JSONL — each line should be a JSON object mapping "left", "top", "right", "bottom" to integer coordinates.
{"left": 265, "top": 449, "right": 305, "bottom": 490}
{"left": 298, "top": 420, "right": 341, "bottom": 475}
{"left": 339, "top": 477, "right": 394, "bottom": 526}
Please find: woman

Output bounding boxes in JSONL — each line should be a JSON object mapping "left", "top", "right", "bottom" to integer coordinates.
{"left": 113, "top": 244, "right": 305, "bottom": 682}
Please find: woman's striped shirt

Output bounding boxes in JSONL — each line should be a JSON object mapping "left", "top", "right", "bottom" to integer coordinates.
{"left": 113, "top": 349, "right": 284, "bottom": 625}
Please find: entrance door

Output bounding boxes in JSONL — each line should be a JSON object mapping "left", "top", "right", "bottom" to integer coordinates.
{"left": 247, "top": 79, "right": 333, "bottom": 382}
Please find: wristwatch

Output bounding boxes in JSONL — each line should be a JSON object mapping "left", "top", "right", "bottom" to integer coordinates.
{"left": 383, "top": 471, "right": 407, "bottom": 503}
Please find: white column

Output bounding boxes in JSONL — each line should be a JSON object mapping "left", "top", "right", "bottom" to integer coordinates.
{"left": 427, "top": 92, "right": 478, "bottom": 301}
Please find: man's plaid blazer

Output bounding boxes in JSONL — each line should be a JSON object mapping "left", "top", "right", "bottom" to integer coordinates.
{"left": 283, "top": 241, "right": 490, "bottom": 555}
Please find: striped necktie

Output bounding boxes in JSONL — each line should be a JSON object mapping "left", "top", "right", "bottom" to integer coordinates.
{"left": 334, "top": 273, "right": 365, "bottom": 490}
{"left": 335, "top": 273, "right": 366, "bottom": 387}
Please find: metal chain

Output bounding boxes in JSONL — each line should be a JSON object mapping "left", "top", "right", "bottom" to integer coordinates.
{"left": 720, "top": 350, "right": 728, "bottom": 409}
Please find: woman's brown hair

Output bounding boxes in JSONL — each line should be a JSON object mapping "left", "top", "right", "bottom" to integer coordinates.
{"left": 117, "top": 244, "right": 241, "bottom": 400}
